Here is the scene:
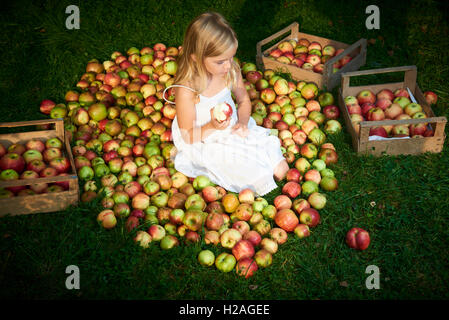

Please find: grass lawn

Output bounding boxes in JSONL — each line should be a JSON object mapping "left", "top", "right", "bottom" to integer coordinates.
{"left": 0, "top": 0, "right": 448, "bottom": 301}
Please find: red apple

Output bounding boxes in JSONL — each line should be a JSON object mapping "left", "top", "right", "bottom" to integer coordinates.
{"left": 243, "top": 230, "right": 262, "bottom": 247}
{"left": 40, "top": 99, "right": 56, "bottom": 114}
{"left": 361, "top": 103, "right": 375, "bottom": 117}
{"left": 347, "top": 103, "right": 362, "bottom": 115}
{"left": 274, "top": 208, "right": 299, "bottom": 232}
{"left": 423, "top": 91, "right": 438, "bottom": 105}
{"left": 0, "top": 153, "right": 25, "bottom": 172}
{"left": 299, "top": 208, "right": 320, "bottom": 227}
{"left": 269, "top": 227, "right": 288, "bottom": 245}
{"left": 294, "top": 224, "right": 310, "bottom": 238}
{"left": 369, "top": 126, "right": 388, "bottom": 138}
{"left": 49, "top": 157, "right": 70, "bottom": 173}
{"left": 322, "top": 105, "right": 340, "bottom": 120}
{"left": 235, "top": 258, "right": 258, "bottom": 278}
{"left": 394, "top": 88, "right": 409, "bottom": 98}
{"left": 346, "top": 227, "right": 370, "bottom": 250}
{"left": 357, "top": 90, "right": 376, "bottom": 105}
{"left": 375, "top": 98, "right": 392, "bottom": 111}
{"left": 273, "top": 195, "right": 292, "bottom": 210}
{"left": 213, "top": 102, "right": 233, "bottom": 123}
{"left": 282, "top": 181, "right": 301, "bottom": 198}
{"left": 376, "top": 89, "right": 394, "bottom": 101}
{"left": 232, "top": 239, "right": 255, "bottom": 261}
{"left": 385, "top": 103, "right": 403, "bottom": 119}
{"left": 286, "top": 168, "right": 302, "bottom": 183}
{"left": 367, "top": 108, "right": 385, "bottom": 121}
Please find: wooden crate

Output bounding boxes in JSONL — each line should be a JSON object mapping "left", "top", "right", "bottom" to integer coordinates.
{"left": 338, "top": 65, "right": 447, "bottom": 156}
{"left": 0, "top": 119, "right": 79, "bottom": 217}
{"left": 256, "top": 22, "right": 367, "bottom": 90}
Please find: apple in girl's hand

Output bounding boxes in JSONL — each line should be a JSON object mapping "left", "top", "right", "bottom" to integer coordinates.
{"left": 213, "top": 102, "right": 233, "bottom": 123}
{"left": 346, "top": 227, "right": 370, "bottom": 250}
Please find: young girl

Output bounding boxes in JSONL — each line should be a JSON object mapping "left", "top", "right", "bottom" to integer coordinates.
{"left": 167, "top": 11, "right": 289, "bottom": 196}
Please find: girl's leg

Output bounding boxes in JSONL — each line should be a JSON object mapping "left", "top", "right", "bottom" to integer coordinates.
{"left": 274, "top": 159, "right": 289, "bottom": 181}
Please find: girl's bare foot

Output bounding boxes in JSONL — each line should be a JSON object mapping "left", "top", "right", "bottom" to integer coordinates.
{"left": 274, "top": 159, "right": 289, "bottom": 181}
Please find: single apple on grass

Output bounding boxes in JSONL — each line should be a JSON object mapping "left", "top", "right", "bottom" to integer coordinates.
{"left": 346, "top": 227, "right": 370, "bottom": 250}
{"left": 294, "top": 224, "right": 310, "bottom": 239}
{"left": 215, "top": 252, "right": 237, "bottom": 273}
{"left": 299, "top": 208, "right": 321, "bottom": 227}
{"left": 198, "top": 250, "right": 215, "bottom": 267}
{"left": 243, "top": 230, "right": 262, "bottom": 247}
{"left": 232, "top": 239, "right": 255, "bottom": 261}
{"left": 269, "top": 227, "right": 288, "bottom": 245}
{"left": 274, "top": 208, "right": 299, "bottom": 232}
{"left": 160, "top": 235, "right": 179, "bottom": 250}
{"left": 423, "top": 91, "right": 438, "bottom": 105}
{"left": 220, "top": 228, "right": 242, "bottom": 249}
{"left": 97, "top": 209, "right": 117, "bottom": 229}
{"left": 235, "top": 258, "right": 258, "bottom": 278}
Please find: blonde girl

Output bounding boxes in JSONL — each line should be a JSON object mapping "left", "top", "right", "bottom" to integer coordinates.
{"left": 167, "top": 12, "right": 289, "bottom": 196}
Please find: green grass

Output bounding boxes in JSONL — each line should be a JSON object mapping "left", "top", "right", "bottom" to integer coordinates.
{"left": 1, "top": 0, "right": 449, "bottom": 300}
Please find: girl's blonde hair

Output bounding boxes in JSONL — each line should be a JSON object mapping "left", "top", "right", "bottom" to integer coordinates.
{"left": 175, "top": 12, "right": 240, "bottom": 94}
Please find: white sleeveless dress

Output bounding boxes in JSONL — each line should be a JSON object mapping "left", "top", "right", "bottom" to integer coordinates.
{"left": 171, "top": 86, "right": 285, "bottom": 196}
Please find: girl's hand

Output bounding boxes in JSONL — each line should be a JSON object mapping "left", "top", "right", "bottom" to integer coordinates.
{"left": 209, "top": 108, "right": 230, "bottom": 130}
{"left": 231, "top": 122, "right": 249, "bottom": 138}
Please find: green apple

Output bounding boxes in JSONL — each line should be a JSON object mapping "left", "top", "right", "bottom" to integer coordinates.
{"left": 215, "top": 252, "right": 237, "bottom": 273}
{"left": 198, "top": 250, "right": 215, "bottom": 267}
{"left": 192, "top": 175, "right": 212, "bottom": 191}
{"left": 160, "top": 235, "right": 179, "bottom": 250}
{"left": 318, "top": 92, "right": 335, "bottom": 107}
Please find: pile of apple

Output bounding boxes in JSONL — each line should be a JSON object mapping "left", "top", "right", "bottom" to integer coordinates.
{"left": 266, "top": 39, "right": 353, "bottom": 74}
{"left": 345, "top": 88, "right": 438, "bottom": 138}
{"left": 35, "top": 41, "right": 370, "bottom": 278}
{"left": 0, "top": 137, "right": 72, "bottom": 197}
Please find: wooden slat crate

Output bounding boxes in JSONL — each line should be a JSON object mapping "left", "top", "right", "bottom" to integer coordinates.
{"left": 0, "top": 119, "right": 79, "bottom": 217}
{"left": 256, "top": 22, "right": 367, "bottom": 90}
{"left": 338, "top": 65, "right": 447, "bottom": 156}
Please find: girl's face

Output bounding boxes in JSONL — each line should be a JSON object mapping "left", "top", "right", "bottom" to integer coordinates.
{"left": 203, "top": 45, "right": 237, "bottom": 77}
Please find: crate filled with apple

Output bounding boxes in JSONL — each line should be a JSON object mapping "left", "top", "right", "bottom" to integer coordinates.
{"left": 338, "top": 66, "right": 447, "bottom": 156}
{"left": 0, "top": 119, "right": 79, "bottom": 216}
{"left": 33, "top": 42, "right": 354, "bottom": 278}
{"left": 256, "top": 22, "right": 367, "bottom": 90}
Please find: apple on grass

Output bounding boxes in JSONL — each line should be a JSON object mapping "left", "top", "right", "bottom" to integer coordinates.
{"left": 97, "top": 209, "right": 117, "bottom": 229}
{"left": 198, "top": 250, "right": 215, "bottom": 267}
{"left": 294, "top": 224, "right": 310, "bottom": 238}
{"left": 235, "top": 258, "right": 258, "bottom": 278}
{"left": 346, "top": 227, "right": 370, "bottom": 250}
{"left": 220, "top": 228, "right": 242, "bottom": 249}
{"left": 243, "top": 230, "right": 262, "bottom": 247}
{"left": 424, "top": 91, "right": 438, "bottom": 105}
{"left": 299, "top": 208, "right": 321, "bottom": 227}
{"left": 232, "top": 239, "right": 255, "bottom": 261}
{"left": 160, "top": 235, "right": 179, "bottom": 250}
{"left": 269, "top": 227, "right": 288, "bottom": 245}
{"left": 322, "top": 105, "right": 340, "bottom": 120}
{"left": 215, "top": 252, "right": 237, "bottom": 273}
